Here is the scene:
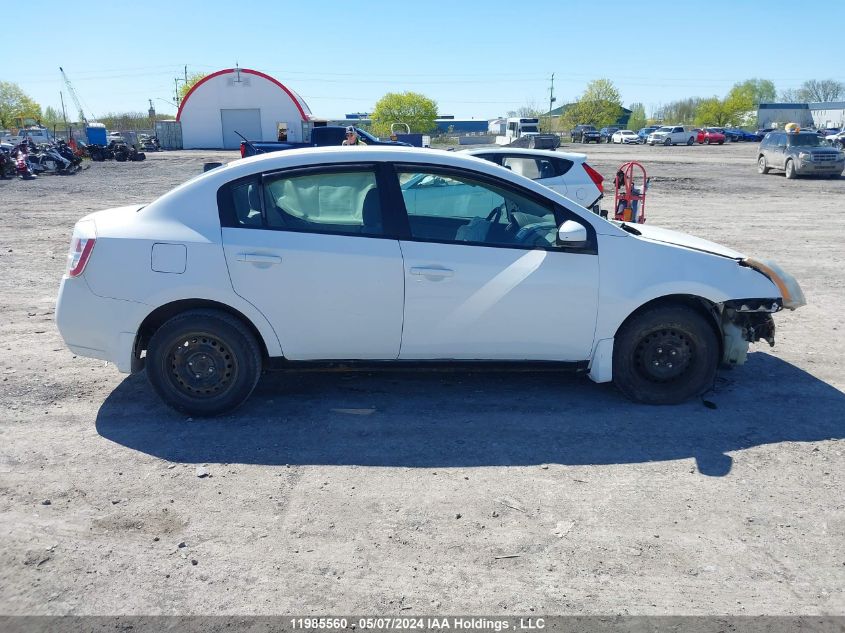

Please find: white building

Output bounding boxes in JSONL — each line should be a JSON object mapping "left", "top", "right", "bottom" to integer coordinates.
{"left": 177, "top": 67, "right": 314, "bottom": 149}
{"left": 757, "top": 101, "right": 845, "bottom": 130}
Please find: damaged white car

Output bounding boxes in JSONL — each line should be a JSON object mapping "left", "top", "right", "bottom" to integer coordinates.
{"left": 56, "top": 147, "right": 805, "bottom": 415}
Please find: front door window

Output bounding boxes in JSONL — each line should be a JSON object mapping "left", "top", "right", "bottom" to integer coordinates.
{"left": 398, "top": 169, "right": 560, "bottom": 249}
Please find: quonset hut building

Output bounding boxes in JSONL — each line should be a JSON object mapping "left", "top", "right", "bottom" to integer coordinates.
{"left": 176, "top": 67, "right": 314, "bottom": 149}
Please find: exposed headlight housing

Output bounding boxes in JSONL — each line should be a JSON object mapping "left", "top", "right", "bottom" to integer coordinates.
{"left": 741, "top": 258, "right": 807, "bottom": 310}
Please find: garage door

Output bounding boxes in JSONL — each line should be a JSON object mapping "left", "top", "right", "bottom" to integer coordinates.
{"left": 221, "top": 109, "right": 262, "bottom": 149}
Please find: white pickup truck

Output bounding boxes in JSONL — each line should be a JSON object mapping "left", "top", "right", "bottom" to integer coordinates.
{"left": 647, "top": 125, "right": 696, "bottom": 146}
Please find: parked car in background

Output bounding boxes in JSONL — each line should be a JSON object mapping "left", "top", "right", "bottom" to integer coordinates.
{"left": 637, "top": 126, "right": 660, "bottom": 143}
{"left": 758, "top": 130, "right": 845, "bottom": 179}
{"left": 757, "top": 127, "right": 775, "bottom": 138}
{"left": 570, "top": 125, "right": 601, "bottom": 143}
{"left": 724, "top": 128, "right": 762, "bottom": 142}
{"left": 647, "top": 126, "right": 696, "bottom": 146}
{"left": 55, "top": 146, "right": 805, "bottom": 415}
{"left": 464, "top": 147, "right": 605, "bottom": 215}
{"left": 819, "top": 128, "right": 840, "bottom": 137}
{"left": 599, "top": 126, "right": 620, "bottom": 143}
{"left": 611, "top": 129, "right": 640, "bottom": 144}
{"left": 240, "top": 126, "right": 411, "bottom": 157}
{"left": 825, "top": 130, "right": 845, "bottom": 149}
{"left": 697, "top": 128, "right": 726, "bottom": 145}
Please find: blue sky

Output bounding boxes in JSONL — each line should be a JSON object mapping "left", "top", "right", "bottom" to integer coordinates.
{"left": 4, "top": 0, "right": 844, "bottom": 121}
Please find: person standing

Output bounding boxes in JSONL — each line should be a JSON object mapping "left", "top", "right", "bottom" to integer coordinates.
{"left": 341, "top": 126, "right": 366, "bottom": 146}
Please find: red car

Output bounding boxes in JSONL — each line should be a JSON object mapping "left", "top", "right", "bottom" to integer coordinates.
{"left": 697, "top": 128, "right": 726, "bottom": 145}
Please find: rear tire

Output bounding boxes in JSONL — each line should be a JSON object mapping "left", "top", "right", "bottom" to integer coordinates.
{"left": 785, "top": 159, "right": 797, "bottom": 179}
{"left": 146, "top": 309, "right": 262, "bottom": 416}
{"left": 686, "top": 136, "right": 694, "bottom": 145}
{"left": 613, "top": 304, "right": 719, "bottom": 404}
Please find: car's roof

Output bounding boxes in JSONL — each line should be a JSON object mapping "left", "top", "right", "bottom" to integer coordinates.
{"left": 200, "top": 146, "right": 588, "bottom": 198}
{"left": 463, "top": 147, "right": 587, "bottom": 162}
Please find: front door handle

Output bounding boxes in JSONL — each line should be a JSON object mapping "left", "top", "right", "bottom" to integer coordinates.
{"left": 410, "top": 266, "right": 454, "bottom": 279}
{"left": 237, "top": 252, "right": 282, "bottom": 264}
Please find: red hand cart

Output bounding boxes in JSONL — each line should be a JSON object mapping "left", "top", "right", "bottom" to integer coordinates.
{"left": 612, "top": 161, "right": 648, "bottom": 223}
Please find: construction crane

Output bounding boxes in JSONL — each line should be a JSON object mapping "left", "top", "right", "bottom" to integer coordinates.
{"left": 59, "top": 67, "right": 92, "bottom": 126}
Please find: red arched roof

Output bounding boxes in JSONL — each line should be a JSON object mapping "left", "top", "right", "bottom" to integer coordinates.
{"left": 176, "top": 68, "right": 309, "bottom": 122}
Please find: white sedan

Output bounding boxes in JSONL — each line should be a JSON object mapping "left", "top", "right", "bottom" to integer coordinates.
{"left": 56, "top": 147, "right": 805, "bottom": 416}
{"left": 611, "top": 129, "right": 640, "bottom": 144}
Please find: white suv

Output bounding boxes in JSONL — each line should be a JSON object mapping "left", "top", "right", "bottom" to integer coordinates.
{"left": 56, "top": 147, "right": 804, "bottom": 415}
{"left": 464, "top": 147, "right": 605, "bottom": 215}
{"left": 647, "top": 126, "right": 696, "bottom": 146}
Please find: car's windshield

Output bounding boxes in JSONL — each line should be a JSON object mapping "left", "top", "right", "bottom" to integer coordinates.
{"left": 619, "top": 130, "right": 634, "bottom": 134}
{"left": 787, "top": 133, "right": 823, "bottom": 147}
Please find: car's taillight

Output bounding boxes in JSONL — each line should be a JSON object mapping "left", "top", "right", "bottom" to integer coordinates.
{"left": 240, "top": 142, "right": 246, "bottom": 158}
{"left": 583, "top": 163, "right": 604, "bottom": 194}
{"left": 67, "top": 220, "right": 96, "bottom": 278}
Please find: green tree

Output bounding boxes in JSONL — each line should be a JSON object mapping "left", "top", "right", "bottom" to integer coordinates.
{"left": 657, "top": 97, "right": 702, "bottom": 125}
{"left": 42, "top": 106, "right": 63, "bottom": 127}
{"left": 733, "top": 78, "right": 776, "bottom": 106}
{"left": 566, "top": 79, "right": 623, "bottom": 128}
{"left": 724, "top": 83, "right": 755, "bottom": 125}
{"left": 0, "top": 81, "right": 42, "bottom": 129}
{"left": 370, "top": 91, "right": 438, "bottom": 137}
{"left": 178, "top": 72, "right": 207, "bottom": 102}
{"left": 627, "top": 102, "right": 647, "bottom": 131}
{"left": 694, "top": 97, "right": 730, "bottom": 126}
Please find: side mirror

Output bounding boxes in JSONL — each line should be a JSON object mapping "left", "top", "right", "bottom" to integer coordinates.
{"left": 557, "top": 220, "right": 587, "bottom": 245}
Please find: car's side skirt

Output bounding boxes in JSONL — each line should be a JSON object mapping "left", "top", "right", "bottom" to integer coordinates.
{"left": 265, "top": 359, "right": 589, "bottom": 373}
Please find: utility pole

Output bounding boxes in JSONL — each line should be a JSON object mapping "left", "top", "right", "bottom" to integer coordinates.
{"left": 59, "top": 91, "right": 68, "bottom": 134}
{"left": 548, "top": 73, "right": 556, "bottom": 132}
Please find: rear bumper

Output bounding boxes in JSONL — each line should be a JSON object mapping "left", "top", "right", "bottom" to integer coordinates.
{"left": 56, "top": 276, "right": 148, "bottom": 373}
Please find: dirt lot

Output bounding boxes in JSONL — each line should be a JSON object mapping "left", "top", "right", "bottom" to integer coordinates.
{"left": 0, "top": 142, "right": 843, "bottom": 616}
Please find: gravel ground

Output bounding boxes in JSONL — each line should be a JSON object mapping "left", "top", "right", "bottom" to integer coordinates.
{"left": 0, "top": 142, "right": 843, "bottom": 616}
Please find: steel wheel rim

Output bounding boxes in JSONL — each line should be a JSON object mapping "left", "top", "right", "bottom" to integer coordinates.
{"left": 166, "top": 332, "right": 238, "bottom": 399}
{"left": 633, "top": 328, "right": 694, "bottom": 383}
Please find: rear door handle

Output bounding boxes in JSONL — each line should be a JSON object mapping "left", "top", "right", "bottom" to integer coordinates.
{"left": 237, "top": 252, "right": 282, "bottom": 264}
{"left": 410, "top": 266, "right": 454, "bottom": 279}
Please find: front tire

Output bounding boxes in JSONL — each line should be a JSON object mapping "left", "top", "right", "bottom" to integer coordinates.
{"left": 612, "top": 305, "right": 718, "bottom": 404}
{"left": 758, "top": 156, "right": 769, "bottom": 174}
{"left": 664, "top": 138, "right": 672, "bottom": 146}
{"left": 785, "top": 159, "right": 797, "bottom": 179}
{"left": 146, "top": 309, "right": 262, "bottom": 416}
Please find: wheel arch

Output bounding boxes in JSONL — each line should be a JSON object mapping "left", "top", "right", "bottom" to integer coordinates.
{"left": 589, "top": 293, "right": 723, "bottom": 384}
{"left": 615, "top": 294, "right": 722, "bottom": 350}
{"left": 134, "top": 299, "right": 273, "bottom": 367}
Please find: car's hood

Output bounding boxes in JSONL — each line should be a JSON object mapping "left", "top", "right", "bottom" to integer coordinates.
{"left": 626, "top": 223, "right": 745, "bottom": 259}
